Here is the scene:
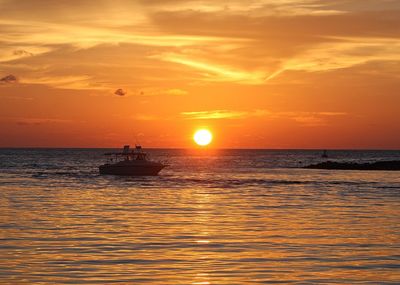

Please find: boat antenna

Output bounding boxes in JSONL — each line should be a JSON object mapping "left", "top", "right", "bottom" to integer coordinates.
{"left": 135, "top": 133, "right": 141, "bottom": 147}
{"left": 130, "top": 130, "right": 139, "bottom": 147}
{"left": 131, "top": 130, "right": 135, "bottom": 144}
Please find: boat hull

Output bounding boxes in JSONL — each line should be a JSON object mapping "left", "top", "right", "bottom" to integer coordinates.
{"left": 99, "top": 163, "right": 166, "bottom": 176}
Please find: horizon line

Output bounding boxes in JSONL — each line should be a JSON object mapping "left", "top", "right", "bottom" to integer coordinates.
{"left": 0, "top": 146, "right": 399, "bottom": 151}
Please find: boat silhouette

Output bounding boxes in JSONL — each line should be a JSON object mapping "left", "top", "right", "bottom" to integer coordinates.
{"left": 99, "top": 145, "right": 167, "bottom": 176}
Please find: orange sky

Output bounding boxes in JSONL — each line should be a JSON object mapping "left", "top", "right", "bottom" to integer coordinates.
{"left": 0, "top": 0, "right": 399, "bottom": 148}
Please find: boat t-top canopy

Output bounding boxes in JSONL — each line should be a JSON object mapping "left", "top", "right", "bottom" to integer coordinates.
{"left": 104, "top": 145, "right": 146, "bottom": 158}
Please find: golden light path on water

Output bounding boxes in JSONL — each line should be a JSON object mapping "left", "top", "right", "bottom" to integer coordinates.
{"left": 0, "top": 149, "right": 400, "bottom": 284}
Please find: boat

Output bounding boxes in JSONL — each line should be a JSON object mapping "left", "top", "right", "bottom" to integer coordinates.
{"left": 99, "top": 145, "right": 167, "bottom": 176}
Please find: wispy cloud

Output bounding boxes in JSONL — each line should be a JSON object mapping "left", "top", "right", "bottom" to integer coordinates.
{"left": 165, "top": 88, "right": 188, "bottom": 96}
{"left": 15, "top": 118, "right": 72, "bottom": 126}
{"left": 130, "top": 87, "right": 188, "bottom": 96}
{"left": 273, "top": 111, "right": 348, "bottom": 126}
{"left": 21, "top": 75, "right": 108, "bottom": 90}
{"left": 182, "top": 110, "right": 249, "bottom": 119}
{"left": 157, "top": 54, "right": 266, "bottom": 84}
{"left": 0, "top": 2, "right": 399, "bottom": 88}
{"left": 182, "top": 109, "right": 269, "bottom": 120}
{"left": 0, "top": 18, "right": 231, "bottom": 50}
{"left": 1, "top": 0, "right": 398, "bottom": 89}
{"left": 181, "top": 109, "right": 346, "bottom": 126}
{"left": 0, "top": 45, "right": 51, "bottom": 63}
{"left": 268, "top": 37, "right": 400, "bottom": 80}
{"left": 144, "top": 0, "right": 344, "bottom": 16}
{"left": 133, "top": 114, "right": 159, "bottom": 121}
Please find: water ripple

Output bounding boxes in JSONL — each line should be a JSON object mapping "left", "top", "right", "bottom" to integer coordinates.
{"left": 0, "top": 149, "right": 399, "bottom": 284}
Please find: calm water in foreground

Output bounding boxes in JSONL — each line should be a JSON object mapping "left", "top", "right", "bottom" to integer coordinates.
{"left": 0, "top": 149, "right": 400, "bottom": 284}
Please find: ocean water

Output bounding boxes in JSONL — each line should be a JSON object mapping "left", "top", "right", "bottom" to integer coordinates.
{"left": 0, "top": 148, "right": 399, "bottom": 284}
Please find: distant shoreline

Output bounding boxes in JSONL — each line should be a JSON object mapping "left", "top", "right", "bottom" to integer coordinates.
{"left": 304, "top": 160, "right": 400, "bottom": 171}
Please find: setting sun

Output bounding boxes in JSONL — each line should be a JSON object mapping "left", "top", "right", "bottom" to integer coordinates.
{"left": 193, "top": 129, "right": 213, "bottom": 146}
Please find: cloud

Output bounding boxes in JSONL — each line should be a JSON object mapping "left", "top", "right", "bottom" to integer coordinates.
{"left": 143, "top": 0, "right": 344, "bottom": 16}
{"left": 13, "top": 49, "right": 33, "bottom": 57}
{"left": 0, "top": 46, "right": 52, "bottom": 63}
{"left": 268, "top": 37, "right": 400, "bottom": 80}
{"left": 151, "top": 7, "right": 400, "bottom": 40}
{"left": 156, "top": 54, "right": 266, "bottom": 84}
{"left": 0, "top": 0, "right": 399, "bottom": 90}
{"left": 0, "top": 18, "right": 228, "bottom": 50}
{"left": 148, "top": 7, "right": 400, "bottom": 83}
{"left": 133, "top": 114, "right": 158, "bottom": 121}
{"left": 181, "top": 109, "right": 347, "bottom": 126}
{"left": 0, "top": 74, "right": 18, "bottom": 84}
{"left": 181, "top": 109, "right": 267, "bottom": 120}
{"left": 165, "top": 88, "right": 188, "bottom": 95}
{"left": 15, "top": 118, "right": 71, "bottom": 126}
{"left": 182, "top": 110, "right": 247, "bottom": 119}
{"left": 131, "top": 87, "right": 188, "bottom": 96}
{"left": 273, "top": 111, "right": 348, "bottom": 127}
{"left": 291, "top": 115, "right": 326, "bottom": 127}
{"left": 317, "top": 111, "right": 347, "bottom": 116}
{"left": 20, "top": 75, "right": 108, "bottom": 90}
{"left": 114, "top": 88, "right": 126, "bottom": 96}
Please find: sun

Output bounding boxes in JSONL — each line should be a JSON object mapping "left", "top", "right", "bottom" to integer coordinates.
{"left": 193, "top": 129, "right": 213, "bottom": 146}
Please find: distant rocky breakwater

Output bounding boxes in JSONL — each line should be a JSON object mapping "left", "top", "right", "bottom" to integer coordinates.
{"left": 304, "top": 160, "right": 400, "bottom": 171}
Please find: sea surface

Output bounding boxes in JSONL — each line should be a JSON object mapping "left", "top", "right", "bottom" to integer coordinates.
{"left": 0, "top": 149, "right": 400, "bottom": 284}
